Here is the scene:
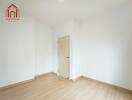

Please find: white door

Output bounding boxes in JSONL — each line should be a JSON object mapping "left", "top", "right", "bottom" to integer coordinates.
{"left": 58, "top": 36, "right": 70, "bottom": 78}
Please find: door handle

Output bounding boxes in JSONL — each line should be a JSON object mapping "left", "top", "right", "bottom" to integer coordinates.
{"left": 66, "top": 57, "right": 70, "bottom": 58}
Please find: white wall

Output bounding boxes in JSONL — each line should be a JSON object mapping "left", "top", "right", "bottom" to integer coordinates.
{"left": 0, "top": 9, "right": 36, "bottom": 87}
{"left": 0, "top": 17, "right": 55, "bottom": 87}
{"left": 0, "top": 3, "right": 55, "bottom": 87}
{"left": 72, "top": 21, "right": 132, "bottom": 90}
{"left": 35, "top": 23, "right": 55, "bottom": 75}
{"left": 55, "top": 4, "right": 132, "bottom": 90}
{"left": 74, "top": 4, "right": 132, "bottom": 90}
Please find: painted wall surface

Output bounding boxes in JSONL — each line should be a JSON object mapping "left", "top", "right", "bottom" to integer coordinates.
{"left": 0, "top": 4, "right": 55, "bottom": 87}
{"left": 73, "top": 5, "right": 132, "bottom": 90}
{"left": 72, "top": 21, "right": 132, "bottom": 90}
{"left": 35, "top": 23, "right": 54, "bottom": 75}
{"left": 55, "top": 4, "right": 132, "bottom": 90}
{"left": 0, "top": 9, "right": 36, "bottom": 87}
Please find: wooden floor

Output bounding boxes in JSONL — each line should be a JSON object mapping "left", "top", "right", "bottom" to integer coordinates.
{"left": 0, "top": 73, "right": 132, "bottom": 100}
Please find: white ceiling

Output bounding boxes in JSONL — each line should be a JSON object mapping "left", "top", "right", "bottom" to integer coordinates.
{"left": 1, "top": 0, "right": 131, "bottom": 26}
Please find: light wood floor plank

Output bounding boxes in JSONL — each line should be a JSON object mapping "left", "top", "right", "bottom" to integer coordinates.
{"left": 0, "top": 73, "right": 132, "bottom": 100}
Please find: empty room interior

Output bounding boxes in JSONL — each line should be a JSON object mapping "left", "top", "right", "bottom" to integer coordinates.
{"left": 0, "top": 0, "right": 132, "bottom": 100}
